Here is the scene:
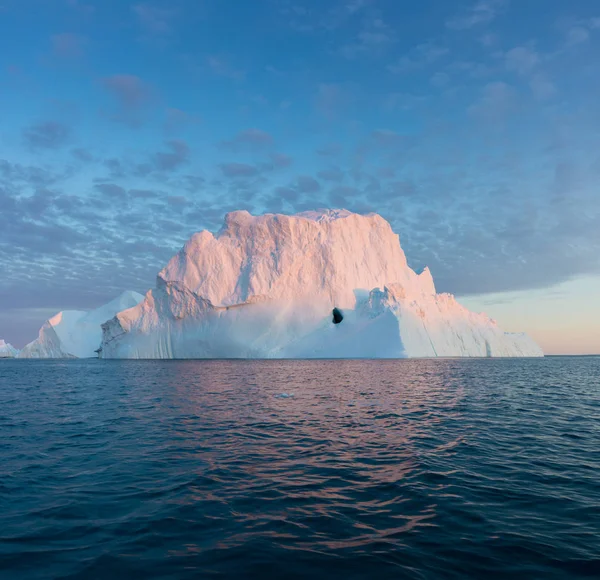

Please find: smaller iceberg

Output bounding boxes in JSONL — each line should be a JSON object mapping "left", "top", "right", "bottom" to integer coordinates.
{"left": 0, "top": 340, "right": 19, "bottom": 358}
{"left": 19, "top": 291, "right": 144, "bottom": 359}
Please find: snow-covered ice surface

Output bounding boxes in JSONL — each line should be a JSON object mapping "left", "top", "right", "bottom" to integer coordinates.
{"left": 100, "top": 210, "right": 543, "bottom": 359}
{"left": 19, "top": 291, "right": 144, "bottom": 359}
{"left": 0, "top": 340, "right": 19, "bottom": 358}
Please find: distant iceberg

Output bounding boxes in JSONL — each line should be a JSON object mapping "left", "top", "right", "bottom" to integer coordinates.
{"left": 99, "top": 210, "right": 543, "bottom": 359}
{"left": 0, "top": 340, "right": 19, "bottom": 358}
{"left": 19, "top": 291, "right": 144, "bottom": 359}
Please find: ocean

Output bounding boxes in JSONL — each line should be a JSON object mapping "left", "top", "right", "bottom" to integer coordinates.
{"left": 1, "top": 357, "right": 599, "bottom": 579}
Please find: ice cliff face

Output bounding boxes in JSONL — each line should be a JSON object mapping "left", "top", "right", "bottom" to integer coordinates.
{"left": 0, "top": 340, "right": 18, "bottom": 358}
{"left": 19, "top": 291, "right": 144, "bottom": 359}
{"left": 100, "top": 210, "right": 543, "bottom": 359}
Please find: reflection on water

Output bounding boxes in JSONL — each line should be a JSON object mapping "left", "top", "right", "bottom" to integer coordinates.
{"left": 1, "top": 357, "right": 599, "bottom": 579}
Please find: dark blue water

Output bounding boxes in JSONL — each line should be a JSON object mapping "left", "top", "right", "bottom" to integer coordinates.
{"left": 1, "top": 358, "right": 599, "bottom": 579}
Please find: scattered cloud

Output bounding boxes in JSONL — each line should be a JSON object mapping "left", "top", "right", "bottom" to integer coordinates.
{"left": 317, "top": 143, "right": 343, "bottom": 156}
{"left": 293, "top": 175, "right": 321, "bottom": 193}
{"left": 529, "top": 74, "right": 556, "bottom": 100}
{"left": 505, "top": 46, "right": 539, "bottom": 75}
{"left": 479, "top": 33, "right": 498, "bottom": 47}
{"left": 95, "top": 183, "right": 127, "bottom": 198}
{"left": 22, "top": 121, "right": 70, "bottom": 150}
{"left": 382, "top": 92, "right": 429, "bottom": 112}
{"left": 387, "top": 42, "right": 449, "bottom": 74}
{"left": 468, "top": 81, "right": 517, "bottom": 118}
{"left": 207, "top": 56, "right": 245, "bottom": 80}
{"left": 102, "top": 74, "right": 150, "bottom": 108}
{"left": 446, "top": 0, "right": 506, "bottom": 30}
{"left": 268, "top": 153, "right": 293, "bottom": 169}
{"left": 51, "top": 33, "right": 87, "bottom": 58}
{"left": 565, "top": 26, "right": 590, "bottom": 46}
{"left": 132, "top": 3, "right": 174, "bottom": 35}
{"left": 71, "top": 147, "right": 94, "bottom": 162}
{"left": 274, "top": 185, "right": 299, "bottom": 202}
{"left": 430, "top": 71, "right": 450, "bottom": 88}
{"left": 279, "top": 0, "right": 370, "bottom": 33}
{"left": 339, "top": 17, "right": 396, "bottom": 59}
{"left": 101, "top": 74, "right": 152, "bottom": 126}
{"left": 317, "top": 167, "right": 344, "bottom": 181}
{"left": 221, "top": 128, "right": 273, "bottom": 150}
{"left": 163, "top": 108, "right": 199, "bottom": 134}
{"left": 219, "top": 162, "right": 259, "bottom": 178}
{"left": 66, "top": 0, "right": 95, "bottom": 16}
{"left": 315, "top": 83, "right": 355, "bottom": 117}
{"left": 153, "top": 140, "right": 190, "bottom": 171}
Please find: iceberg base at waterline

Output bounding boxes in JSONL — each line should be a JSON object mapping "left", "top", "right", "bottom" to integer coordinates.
{"left": 18, "top": 291, "right": 144, "bottom": 359}
{"left": 0, "top": 340, "right": 19, "bottom": 358}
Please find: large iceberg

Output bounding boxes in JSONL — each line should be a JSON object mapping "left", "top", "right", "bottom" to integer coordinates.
{"left": 0, "top": 340, "right": 19, "bottom": 358}
{"left": 19, "top": 291, "right": 144, "bottom": 359}
{"left": 100, "top": 210, "right": 543, "bottom": 359}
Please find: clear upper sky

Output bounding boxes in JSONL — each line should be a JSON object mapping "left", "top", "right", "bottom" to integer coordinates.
{"left": 0, "top": 0, "right": 599, "bottom": 352}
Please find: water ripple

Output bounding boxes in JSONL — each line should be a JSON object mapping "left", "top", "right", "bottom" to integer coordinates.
{"left": 0, "top": 357, "right": 599, "bottom": 579}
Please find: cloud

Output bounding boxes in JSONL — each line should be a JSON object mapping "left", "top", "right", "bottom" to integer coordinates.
{"left": 328, "top": 185, "right": 360, "bottom": 207}
{"left": 387, "top": 42, "right": 449, "bottom": 74}
{"left": 293, "top": 175, "right": 321, "bottom": 193}
{"left": 317, "top": 143, "right": 343, "bottom": 156}
{"left": 529, "top": 74, "right": 556, "bottom": 100}
{"left": 132, "top": 3, "right": 174, "bottom": 34}
{"left": 95, "top": 183, "right": 127, "bottom": 198}
{"left": 0, "top": 160, "right": 64, "bottom": 187}
{"left": 219, "top": 163, "right": 259, "bottom": 178}
{"left": 468, "top": 81, "right": 516, "bottom": 118}
{"left": 164, "top": 108, "right": 199, "bottom": 134}
{"left": 317, "top": 167, "right": 344, "bottom": 181}
{"left": 315, "top": 83, "right": 354, "bottom": 117}
{"left": 274, "top": 186, "right": 299, "bottom": 202}
{"left": 479, "top": 33, "right": 498, "bottom": 47}
{"left": 167, "top": 195, "right": 188, "bottom": 206}
{"left": 207, "top": 56, "right": 245, "bottom": 80}
{"left": 51, "top": 33, "right": 87, "bottom": 58}
{"left": 565, "top": 26, "right": 590, "bottom": 46}
{"left": 103, "top": 158, "right": 127, "bottom": 179}
{"left": 382, "top": 92, "right": 430, "bottom": 112}
{"left": 279, "top": 0, "right": 369, "bottom": 33}
{"left": 446, "top": 0, "right": 506, "bottom": 30}
{"left": 345, "top": 0, "right": 369, "bottom": 14}
{"left": 504, "top": 46, "right": 539, "bottom": 75}
{"left": 129, "top": 188, "right": 160, "bottom": 199}
{"left": 22, "top": 121, "right": 70, "bottom": 150}
{"left": 71, "top": 147, "right": 94, "bottom": 162}
{"left": 369, "top": 129, "right": 408, "bottom": 148}
{"left": 66, "top": 0, "right": 95, "bottom": 16}
{"left": 430, "top": 72, "right": 450, "bottom": 88}
{"left": 102, "top": 74, "right": 149, "bottom": 108}
{"left": 269, "top": 153, "right": 293, "bottom": 169}
{"left": 101, "top": 74, "right": 152, "bottom": 126}
{"left": 153, "top": 140, "right": 190, "bottom": 171}
{"left": 221, "top": 128, "right": 273, "bottom": 150}
{"left": 339, "top": 18, "right": 396, "bottom": 59}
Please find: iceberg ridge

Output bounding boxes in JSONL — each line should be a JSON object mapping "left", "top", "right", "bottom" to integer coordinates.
{"left": 99, "top": 210, "right": 543, "bottom": 359}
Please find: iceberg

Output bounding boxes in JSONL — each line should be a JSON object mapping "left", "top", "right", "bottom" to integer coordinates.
{"left": 100, "top": 210, "right": 543, "bottom": 359}
{"left": 0, "top": 340, "right": 19, "bottom": 358}
{"left": 19, "top": 291, "right": 144, "bottom": 359}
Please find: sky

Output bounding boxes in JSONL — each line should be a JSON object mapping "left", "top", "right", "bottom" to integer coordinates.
{"left": 0, "top": 0, "right": 599, "bottom": 353}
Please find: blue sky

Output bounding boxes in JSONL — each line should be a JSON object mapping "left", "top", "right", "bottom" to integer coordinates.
{"left": 1, "top": 0, "right": 599, "bottom": 352}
